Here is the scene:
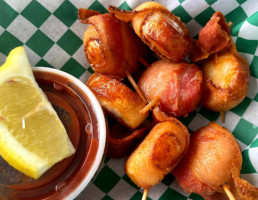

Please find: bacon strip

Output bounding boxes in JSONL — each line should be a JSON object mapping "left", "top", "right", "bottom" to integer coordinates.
{"left": 199, "top": 12, "right": 230, "bottom": 52}
{"left": 230, "top": 176, "right": 258, "bottom": 200}
{"left": 138, "top": 60, "right": 202, "bottom": 118}
{"left": 190, "top": 12, "right": 231, "bottom": 62}
{"left": 107, "top": 124, "right": 148, "bottom": 158}
{"left": 160, "top": 63, "right": 203, "bottom": 117}
{"left": 78, "top": 8, "right": 101, "bottom": 24}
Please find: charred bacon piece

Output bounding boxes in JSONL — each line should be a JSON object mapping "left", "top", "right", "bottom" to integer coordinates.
{"left": 173, "top": 122, "right": 258, "bottom": 200}
{"left": 138, "top": 60, "right": 202, "bottom": 117}
{"left": 190, "top": 11, "right": 231, "bottom": 62}
{"left": 109, "top": 2, "right": 191, "bottom": 62}
{"left": 79, "top": 9, "right": 148, "bottom": 78}
{"left": 87, "top": 74, "right": 148, "bottom": 129}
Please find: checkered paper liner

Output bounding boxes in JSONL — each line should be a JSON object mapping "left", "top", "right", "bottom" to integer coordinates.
{"left": 0, "top": 0, "right": 257, "bottom": 199}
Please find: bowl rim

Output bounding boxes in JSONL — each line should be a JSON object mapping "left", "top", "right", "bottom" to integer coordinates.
{"left": 32, "top": 67, "right": 106, "bottom": 200}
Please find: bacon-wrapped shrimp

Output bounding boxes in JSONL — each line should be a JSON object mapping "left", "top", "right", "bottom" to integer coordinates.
{"left": 109, "top": 2, "right": 191, "bottom": 62}
{"left": 87, "top": 74, "right": 148, "bottom": 129}
{"left": 138, "top": 60, "right": 202, "bottom": 117}
{"left": 78, "top": 9, "right": 149, "bottom": 78}
{"left": 125, "top": 119, "right": 189, "bottom": 191}
{"left": 173, "top": 122, "right": 258, "bottom": 200}
{"left": 190, "top": 12, "right": 231, "bottom": 62}
{"left": 189, "top": 11, "right": 250, "bottom": 121}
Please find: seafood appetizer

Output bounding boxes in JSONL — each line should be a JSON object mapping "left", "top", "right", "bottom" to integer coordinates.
{"left": 79, "top": 9, "right": 148, "bottom": 78}
{"left": 201, "top": 45, "right": 249, "bottom": 114}
{"left": 109, "top": 2, "right": 191, "bottom": 62}
{"left": 138, "top": 60, "right": 202, "bottom": 117}
{"left": 191, "top": 12, "right": 250, "bottom": 120}
{"left": 87, "top": 74, "right": 148, "bottom": 129}
{"left": 125, "top": 118, "right": 190, "bottom": 189}
{"left": 173, "top": 122, "right": 258, "bottom": 200}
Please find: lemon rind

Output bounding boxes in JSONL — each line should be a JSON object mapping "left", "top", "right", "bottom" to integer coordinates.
{"left": 0, "top": 47, "right": 34, "bottom": 85}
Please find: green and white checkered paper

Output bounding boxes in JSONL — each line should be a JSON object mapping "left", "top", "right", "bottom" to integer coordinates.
{"left": 0, "top": 0, "right": 257, "bottom": 199}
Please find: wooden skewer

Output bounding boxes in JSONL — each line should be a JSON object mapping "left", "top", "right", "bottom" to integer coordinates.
{"left": 220, "top": 111, "right": 225, "bottom": 123}
{"left": 140, "top": 96, "right": 160, "bottom": 114}
{"left": 139, "top": 57, "right": 150, "bottom": 68}
{"left": 126, "top": 70, "right": 147, "bottom": 104}
{"left": 142, "top": 189, "right": 149, "bottom": 200}
{"left": 222, "top": 184, "right": 235, "bottom": 200}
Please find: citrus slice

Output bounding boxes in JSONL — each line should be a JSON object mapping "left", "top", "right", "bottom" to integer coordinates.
{"left": 0, "top": 47, "right": 75, "bottom": 179}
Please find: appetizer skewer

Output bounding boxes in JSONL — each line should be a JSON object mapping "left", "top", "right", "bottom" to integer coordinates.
{"left": 125, "top": 118, "right": 190, "bottom": 199}
{"left": 79, "top": 9, "right": 149, "bottom": 103}
{"left": 223, "top": 184, "right": 236, "bottom": 200}
{"left": 173, "top": 122, "right": 258, "bottom": 200}
{"left": 138, "top": 60, "right": 203, "bottom": 117}
{"left": 190, "top": 11, "right": 250, "bottom": 122}
{"left": 142, "top": 189, "right": 149, "bottom": 200}
{"left": 109, "top": 2, "right": 191, "bottom": 62}
{"left": 87, "top": 73, "right": 148, "bottom": 129}
{"left": 200, "top": 43, "right": 249, "bottom": 123}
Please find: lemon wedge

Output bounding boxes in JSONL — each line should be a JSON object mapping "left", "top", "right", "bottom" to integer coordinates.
{"left": 0, "top": 47, "right": 75, "bottom": 179}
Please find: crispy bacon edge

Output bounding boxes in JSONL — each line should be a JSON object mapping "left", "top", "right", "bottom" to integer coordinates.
{"left": 190, "top": 11, "right": 231, "bottom": 62}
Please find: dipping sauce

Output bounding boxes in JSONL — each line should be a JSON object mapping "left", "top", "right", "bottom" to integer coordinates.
{"left": 0, "top": 69, "right": 103, "bottom": 200}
